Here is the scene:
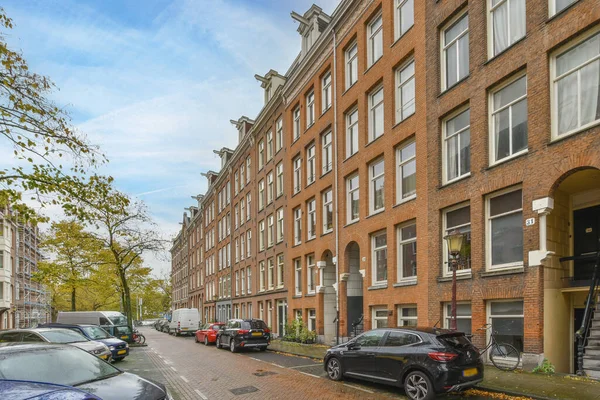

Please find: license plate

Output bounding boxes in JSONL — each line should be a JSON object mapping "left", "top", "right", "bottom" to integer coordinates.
{"left": 117, "top": 350, "right": 127, "bottom": 355}
{"left": 252, "top": 332, "right": 262, "bottom": 337}
{"left": 100, "top": 355, "right": 109, "bottom": 360}
{"left": 120, "top": 336, "right": 128, "bottom": 340}
{"left": 463, "top": 368, "right": 478, "bottom": 377}
{"left": 182, "top": 328, "right": 188, "bottom": 330}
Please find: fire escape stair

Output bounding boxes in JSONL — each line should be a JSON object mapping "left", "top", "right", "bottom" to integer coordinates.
{"left": 583, "top": 297, "right": 600, "bottom": 379}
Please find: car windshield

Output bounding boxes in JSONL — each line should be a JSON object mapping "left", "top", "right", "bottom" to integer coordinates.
{"left": 0, "top": 346, "right": 120, "bottom": 386}
{"left": 241, "top": 320, "right": 267, "bottom": 330}
{"left": 41, "top": 329, "right": 89, "bottom": 344}
{"left": 439, "top": 333, "right": 472, "bottom": 349}
{"left": 108, "top": 315, "right": 127, "bottom": 326}
{"left": 82, "top": 326, "right": 111, "bottom": 339}
{"left": 212, "top": 325, "right": 222, "bottom": 331}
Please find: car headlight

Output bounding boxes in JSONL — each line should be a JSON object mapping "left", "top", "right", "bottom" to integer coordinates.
{"left": 125, "top": 343, "right": 129, "bottom": 348}
{"left": 92, "top": 349, "right": 102, "bottom": 355}
{"left": 109, "top": 346, "right": 116, "bottom": 351}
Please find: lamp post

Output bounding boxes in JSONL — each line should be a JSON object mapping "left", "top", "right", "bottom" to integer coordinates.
{"left": 444, "top": 230, "right": 464, "bottom": 330}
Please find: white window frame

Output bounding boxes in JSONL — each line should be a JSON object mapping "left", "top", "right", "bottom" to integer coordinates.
{"left": 259, "top": 220, "right": 265, "bottom": 251}
{"left": 369, "top": 158, "right": 385, "bottom": 215}
{"left": 293, "top": 106, "right": 301, "bottom": 141}
{"left": 246, "top": 157, "right": 251, "bottom": 184}
{"left": 294, "top": 258, "right": 302, "bottom": 295}
{"left": 247, "top": 266, "right": 252, "bottom": 293}
{"left": 246, "top": 230, "right": 252, "bottom": 258}
{"left": 443, "top": 302, "right": 472, "bottom": 333}
{"left": 486, "top": 187, "right": 523, "bottom": 270}
{"left": 346, "top": 108, "right": 359, "bottom": 158}
{"left": 267, "top": 131, "right": 274, "bottom": 161}
{"left": 322, "top": 189, "right": 333, "bottom": 234}
{"left": 397, "top": 305, "right": 418, "bottom": 327}
{"left": 395, "top": 0, "right": 414, "bottom": 40}
{"left": 322, "top": 72, "right": 332, "bottom": 112}
{"left": 371, "top": 230, "right": 388, "bottom": 286}
{"left": 240, "top": 165, "right": 245, "bottom": 189}
{"left": 241, "top": 269, "right": 246, "bottom": 295}
{"left": 240, "top": 234, "right": 245, "bottom": 261}
{"left": 442, "top": 106, "right": 471, "bottom": 185}
{"left": 277, "top": 207, "right": 284, "bottom": 243}
{"left": 395, "top": 140, "right": 416, "bottom": 203}
{"left": 322, "top": 132, "right": 332, "bottom": 174}
{"left": 347, "top": 174, "right": 360, "bottom": 224}
{"left": 268, "top": 258, "right": 274, "bottom": 290}
{"left": 372, "top": 306, "right": 389, "bottom": 329}
{"left": 307, "top": 254, "right": 316, "bottom": 294}
{"left": 306, "top": 90, "right": 315, "bottom": 127}
{"left": 276, "top": 162, "right": 284, "bottom": 197}
{"left": 259, "top": 261, "right": 266, "bottom": 292}
{"left": 442, "top": 202, "right": 472, "bottom": 277}
{"left": 258, "top": 179, "right": 265, "bottom": 211}
{"left": 396, "top": 221, "right": 417, "bottom": 283}
{"left": 307, "top": 199, "right": 316, "bottom": 240}
{"left": 346, "top": 42, "right": 358, "bottom": 89}
{"left": 293, "top": 156, "right": 302, "bottom": 194}
{"left": 258, "top": 139, "right": 265, "bottom": 171}
{"left": 307, "top": 145, "right": 316, "bottom": 185}
{"left": 240, "top": 198, "right": 246, "bottom": 226}
{"left": 395, "top": 59, "right": 416, "bottom": 123}
{"left": 308, "top": 309, "right": 316, "bottom": 332}
{"left": 441, "top": 12, "right": 469, "bottom": 91}
{"left": 277, "top": 254, "right": 284, "bottom": 288}
{"left": 294, "top": 207, "right": 302, "bottom": 245}
{"left": 276, "top": 118, "right": 283, "bottom": 152}
{"left": 488, "top": 0, "right": 526, "bottom": 58}
{"left": 549, "top": 0, "right": 577, "bottom": 17}
{"left": 486, "top": 299, "right": 524, "bottom": 355}
{"left": 267, "top": 214, "right": 274, "bottom": 247}
{"left": 369, "top": 86, "right": 384, "bottom": 141}
{"left": 367, "top": 12, "right": 383, "bottom": 67}
{"left": 267, "top": 172, "right": 274, "bottom": 205}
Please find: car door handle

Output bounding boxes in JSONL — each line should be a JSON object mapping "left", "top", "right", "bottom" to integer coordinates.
{"left": 366, "top": 352, "right": 376, "bottom": 356}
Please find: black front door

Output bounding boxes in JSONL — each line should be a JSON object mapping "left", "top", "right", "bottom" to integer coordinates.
{"left": 573, "top": 205, "right": 600, "bottom": 281}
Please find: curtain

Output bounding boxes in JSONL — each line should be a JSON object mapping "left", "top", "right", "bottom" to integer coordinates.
{"left": 557, "top": 73, "right": 578, "bottom": 135}
{"left": 510, "top": 0, "right": 526, "bottom": 46}
{"left": 580, "top": 60, "right": 600, "bottom": 127}
{"left": 493, "top": 2, "right": 508, "bottom": 55}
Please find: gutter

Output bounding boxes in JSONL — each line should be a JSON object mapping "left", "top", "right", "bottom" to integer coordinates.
{"left": 332, "top": 27, "right": 340, "bottom": 346}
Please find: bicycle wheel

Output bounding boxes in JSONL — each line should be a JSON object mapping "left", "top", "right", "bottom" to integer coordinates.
{"left": 139, "top": 334, "right": 146, "bottom": 345}
{"left": 489, "top": 343, "right": 520, "bottom": 371}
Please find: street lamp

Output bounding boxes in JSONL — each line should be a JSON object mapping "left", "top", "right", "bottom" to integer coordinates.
{"left": 444, "top": 230, "right": 464, "bottom": 331}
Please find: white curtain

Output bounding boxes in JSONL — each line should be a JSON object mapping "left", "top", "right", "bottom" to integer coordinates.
{"left": 557, "top": 73, "right": 578, "bottom": 135}
{"left": 510, "top": 0, "right": 526, "bottom": 46}
{"left": 493, "top": 2, "right": 508, "bottom": 55}
{"left": 580, "top": 60, "right": 600, "bottom": 127}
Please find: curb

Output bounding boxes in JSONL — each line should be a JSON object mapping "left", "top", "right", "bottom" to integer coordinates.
{"left": 478, "top": 384, "right": 555, "bottom": 400}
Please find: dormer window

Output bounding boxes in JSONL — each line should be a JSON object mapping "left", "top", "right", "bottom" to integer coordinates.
{"left": 291, "top": 6, "right": 331, "bottom": 59}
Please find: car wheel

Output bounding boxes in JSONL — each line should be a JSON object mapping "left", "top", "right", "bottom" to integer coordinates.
{"left": 326, "top": 357, "right": 343, "bottom": 381}
{"left": 194, "top": 335, "right": 199, "bottom": 343}
{"left": 259, "top": 346, "right": 267, "bottom": 352}
{"left": 404, "top": 371, "right": 435, "bottom": 400}
{"left": 204, "top": 337, "right": 209, "bottom": 346}
{"left": 230, "top": 340, "right": 237, "bottom": 353}
{"left": 216, "top": 338, "right": 222, "bottom": 349}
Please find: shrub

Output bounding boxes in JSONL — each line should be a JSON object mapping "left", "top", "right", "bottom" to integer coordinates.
{"left": 532, "top": 359, "right": 555, "bottom": 374}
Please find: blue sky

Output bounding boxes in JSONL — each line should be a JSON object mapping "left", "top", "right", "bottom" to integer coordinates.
{"left": 1, "top": 0, "right": 340, "bottom": 275}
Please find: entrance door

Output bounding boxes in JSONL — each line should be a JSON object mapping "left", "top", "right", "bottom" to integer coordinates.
{"left": 277, "top": 301, "right": 286, "bottom": 338}
{"left": 573, "top": 308, "right": 585, "bottom": 374}
{"left": 573, "top": 205, "right": 600, "bottom": 281}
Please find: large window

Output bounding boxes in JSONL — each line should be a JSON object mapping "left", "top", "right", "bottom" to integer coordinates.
{"left": 246, "top": 230, "right": 251, "bottom": 257}
{"left": 346, "top": 109, "right": 359, "bottom": 158}
{"left": 322, "top": 132, "right": 332, "bottom": 174}
{"left": 552, "top": 29, "right": 600, "bottom": 139}
{"left": 294, "top": 207, "right": 302, "bottom": 245}
{"left": 293, "top": 156, "right": 302, "bottom": 194}
{"left": 268, "top": 258, "right": 274, "bottom": 290}
{"left": 307, "top": 255, "right": 316, "bottom": 294}
{"left": 308, "top": 309, "right": 316, "bottom": 332}
{"left": 487, "top": 188, "right": 523, "bottom": 269}
{"left": 307, "top": 199, "right": 316, "bottom": 240}
{"left": 369, "top": 87, "right": 384, "bottom": 141}
{"left": 267, "top": 172, "right": 274, "bottom": 204}
{"left": 347, "top": 174, "right": 359, "bottom": 223}
{"left": 488, "top": 300, "right": 524, "bottom": 353}
{"left": 550, "top": 0, "right": 577, "bottom": 16}
{"left": 322, "top": 189, "right": 333, "bottom": 234}
{"left": 396, "top": 140, "right": 416, "bottom": 202}
{"left": 293, "top": 106, "right": 301, "bottom": 141}
{"left": 367, "top": 13, "right": 383, "bottom": 67}
{"left": 489, "top": 0, "right": 525, "bottom": 57}
{"left": 259, "top": 261, "right": 265, "bottom": 292}
{"left": 276, "top": 162, "right": 284, "bottom": 197}
{"left": 397, "top": 222, "right": 417, "bottom": 282}
{"left": 443, "top": 204, "right": 472, "bottom": 276}
{"left": 247, "top": 266, "right": 252, "bottom": 293}
{"left": 395, "top": 60, "right": 415, "bottom": 123}
{"left": 276, "top": 118, "right": 283, "bottom": 152}
{"left": 397, "top": 305, "right": 417, "bottom": 327}
{"left": 306, "top": 91, "right": 315, "bottom": 127}
{"left": 369, "top": 159, "right": 385, "bottom": 214}
{"left": 267, "top": 214, "right": 274, "bottom": 248}
{"left": 277, "top": 207, "right": 284, "bottom": 243}
{"left": 267, "top": 131, "right": 273, "bottom": 161}
{"left": 258, "top": 179, "right": 265, "bottom": 211}
{"left": 306, "top": 145, "right": 316, "bottom": 185}
{"left": 444, "top": 302, "right": 472, "bottom": 334}
{"left": 277, "top": 254, "right": 284, "bottom": 288}
{"left": 258, "top": 140, "right": 264, "bottom": 171}
{"left": 372, "top": 307, "right": 388, "bottom": 329}
{"left": 294, "top": 258, "right": 302, "bottom": 295}
{"left": 443, "top": 108, "right": 471, "bottom": 184}
{"left": 372, "top": 231, "right": 387, "bottom": 285}
{"left": 259, "top": 220, "right": 265, "bottom": 251}
{"left": 490, "top": 75, "right": 528, "bottom": 164}
{"left": 246, "top": 157, "right": 251, "bottom": 183}
{"left": 346, "top": 42, "right": 358, "bottom": 89}
{"left": 442, "top": 13, "right": 469, "bottom": 90}
{"left": 395, "top": 0, "right": 414, "bottom": 39}
{"left": 322, "top": 72, "right": 332, "bottom": 112}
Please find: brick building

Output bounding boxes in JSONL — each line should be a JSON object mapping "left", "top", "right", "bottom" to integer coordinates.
{"left": 171, "top": 0, "right": 600, "bottom": 374}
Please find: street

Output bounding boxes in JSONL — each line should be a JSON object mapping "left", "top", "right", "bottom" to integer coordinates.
{"left": 121, "top": 327, "right": 523, "bottom": 400}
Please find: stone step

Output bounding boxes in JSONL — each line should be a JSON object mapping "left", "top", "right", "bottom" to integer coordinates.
{"left": 583, "top": 357, "right": 600, "bottom": 369}
{"left": 585, "top": 368, "right": 600, "bottom": 380}
{"left": 585, "top": 347, "right": 600, "bottom": 357}
{"left": 589, "top": 338, "right": 600, "bottom": 347}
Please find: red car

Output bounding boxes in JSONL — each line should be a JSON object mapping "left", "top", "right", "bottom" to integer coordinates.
{"left": 195, "top": 323, "right": 225, "bottom": 345}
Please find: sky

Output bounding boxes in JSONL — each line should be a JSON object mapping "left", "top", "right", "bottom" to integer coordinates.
{"left": 1, "top": 0, "right": 340, "bottom": 276}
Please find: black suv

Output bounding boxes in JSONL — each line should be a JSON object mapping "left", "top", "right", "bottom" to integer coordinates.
{"left": 216, "top": 319, "right": 270, "bottom": 353}
{"left": 323, "top": 327, "right": 483, "bottom": 400}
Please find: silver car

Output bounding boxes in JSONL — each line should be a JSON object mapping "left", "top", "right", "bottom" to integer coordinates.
{"left": 0, "top": 328, "right": 112, "bottom": 361}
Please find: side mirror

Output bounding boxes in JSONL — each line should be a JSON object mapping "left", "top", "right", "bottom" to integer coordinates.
{"left": 347, "top": 342, "right": 360, "bottom": 350}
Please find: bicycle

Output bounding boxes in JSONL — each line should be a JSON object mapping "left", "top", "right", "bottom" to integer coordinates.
{"left": 132, "top": 329, "right": 146, "bottom": 345}
{"left": 475, "top": 323, "right": 520, "bottom": 371}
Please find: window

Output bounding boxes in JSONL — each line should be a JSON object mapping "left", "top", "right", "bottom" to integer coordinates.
{"left": 234, "top": 172, "right": 239, "bottom": 195}
{"left": 383, "top": 331, "right": 420, "bottom": 346}
{"left": 293, "top": 106, "right": 301, "bottom": 141}
{"left": 276, "top": 162, "right": 284, "bottom": 197}
{"left": 442, "top": 13, "right": 469, "bottom": 90}
{"left": 277, "top": 208, "right": 284, "bottom": 243}
{"left": 293, "top": 157, "right": 302, "bottom": 194}
{"left": 259, "top": 302, "right": 264, "bottom": 319}
{"left": 322, "top": 189, "right": 333, "bottom": 234}
{"left": 307, "top": 199, "right": 316, "bottom": 240}
{"left": 268, "top": 258, "right": 274, "bottom": 289}
{"left": 346, "top": 109, "right": 359, "bottom": 158}
{"left": 294, "top": 207, "right": 302, "bottom": 245}
{"left": 235, "top": 238, "right": 239, "bottom": 263}
{"left": 234, "top": 204, "right": 239, "bottom": 229}
{"left": 246, "top": 157, "right": 251, "bottom": 183}
{"left": 488, "top": 300, "right": 524, "bottom": 352}
{"left": 397, "top": 222, "right": 417, "bottom": 282}
{"left": 247, "top": 266, "right": 252, "bottom": 293}
{"left": 395, "top": 0, "right": 414, "bottom": 39}
{"left": 307, "top": 145, "right": 316, "bottom": 184}
{"left": 322, "top": 72, "right": 332, "bottom": 112}
{"left": 372, "top": 231, "right": 387, "bottom": 285}
{"left": 258, "top": 140, "right": 264, "bottom": 171}
{"left": 307, "top": 255, "right": 316, "bottom": 294}
{"left": 396, "top": 140, "right": 416, "bottom": 202}
{"left": 259, "top": 220, "right": 265, "bottom": 251}
{"left": 443, "top": 204, "right": 472, "bottom": 275}
{"left": 277, "top": 254, "right": 284, "bottom": 288}
{"left": 306, "top": 91, "right": 315, "bottom": 127}
{"left": 258, "top": 179, "right": 265, "bottom": 210}
{"left": 267, "top": 172, "right": 274, "bottom": 204}
{"left": 240, "top": 198, "right": 246, "bottom": 225}
{"left": 444, "top": 302, "right": 472, "bottom": 333}
{"left": 552, "top": 29, "right": 600, "bottom": 139}
{"left": 267, "top": 131, "right": 273, "bottom": 161}
{"left": 246, "top": 230, "right": 252, "bottom": 257}
{"left": 367, "top": 13, "right": 383, "bottom": 67}
{"left": 241, "top": 269, "right": 245, "bottom": 295}
{"left": 294, "top": 258, "right": 302, "bottom": 295}
{"left": 487, "top": 188, "right": 523, "bottom": 269}
{"left": 276, "top": 118, "right": 283, "bottom": 152}
{"left": 356, "top": 330, "right": 385, "bottom": 347}
{"left": 267, "top": 214, "right": 274, "bottom": 247}
{"left": 322, "top": 132, "right": 332, "bottom": 174}
{"left": 489, "top": 0, "right": 525, "bottom": 57}
{"left": 369, "top": 158, "right": 385, "bottom": 214}
{"left": 259, "top": 261, "right": 266, "bottom": 291}
{"left": 443, "top": 108, "right": 471, "bottom": 184}
{"left": 369, "top": 87, "right": 384, "bottom": 141}
{"left": 235, "top": 271, "right": 240, "bottom": 296}
{"left": 372, "top": 307, "right": 388, "bottom": 329}
{"left": 396, "top": 60, "right": 415, "bottom": 123}
{"left": 240, "top": 235, "right": 245, "bottom": 261}
{"left": 397, "top": 306, "right": 417, "bottom": 327}
{"left": 308, "top": 309, "right": 316, "bottom": 332}
{"left": 347, "top": 174, "right": 359, "bottom": 223}
{"left": 490, "top": 75, "right": 528, "bottom": 163}
{"left": 346, "top": 42, "right": 358, "bottom": 89}
{"left": 550, "top": 0, "right": 577, "bottom": 16}
{"left": 240, "top": 165, "right": 245, "bottom": 189}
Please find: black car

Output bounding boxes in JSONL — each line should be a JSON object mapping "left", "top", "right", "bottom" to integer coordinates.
{"left": 323, "top": 327, "right": 483, "bottom": 400}
{"left": 216, "top": 319, "right": 270, "bottom": 352}
{"left": 0, "top": 343, "right": 173, "bottom": 400}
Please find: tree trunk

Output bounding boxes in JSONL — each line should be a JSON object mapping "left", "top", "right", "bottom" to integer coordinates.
{"left": 118, "top": 268, "right": 133, "bottom": 332}
{"left": 71, "top": 287, "right": 76, "bottom": 311}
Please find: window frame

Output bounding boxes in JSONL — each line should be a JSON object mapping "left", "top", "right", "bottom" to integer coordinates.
{"left": 294, "top": 207, "right": 302, "bottom": 246}
{"left": 307, "top": 198, "right": 317, "bottom": 240}
{"left": 395, "top": 0, "right": 414, "bottom": 40}
{"left": 442, "top": 106, "right": 471, "bottom": 185}
{"left": 307, "top": 145, "right": 316, "bottom": 185}
{"left": 369, "top": 158, "right": 385, "bottom": 215}
{"left": 277, "top": 254, "right": 284, "bottom": 288}
{"left": 442, "top": 202, "right": 472, "bottom": 277}
{"left": 372, "top": 306, "right": 389, "bottom": 329}
{"left": 346, "top": 108, "right": 359, "bottom": 158}
{"left": 322, "top": 72, "right": 332, "bottom": 113}
{"left": 258, "top": 139, "right": 265, "bottom": 171}
{"left": 322, "top": 189, "right": 333, "bottom": 234}
{"left": 293, "top": 156, "right": 302, "bottom": 194}
{"left": 369, "top": 86, "right": 385, "bottom": 142}
{"left": 395, "top": 58, "right": 416, "bottom": 124}
{"left": 396, "top": 221, "right": 417, "bottom": 283}
{"left": 266, "top": 131, "right": 273, "bottom": 161}
{"left": 443, "top": 301, "right": 472, "bottom": 333}
{"left": 346, "top": 173, "right": 360, "bottom": 224}
{"left": 276, "top": 207, "right": 284, "bottom": 243}
{"left": 276, "top": 118, "right": 283, "bottom": 152}
{"left": 487, "top": 0, "right": 526, "bottom": 58}
{"left": 267, "top": 214, "right": 274, "bottom": 248}
{"left": 294, "top": 258, "right": 302, "bottom": 295}
{"left": 367, "top": 12, "right": 383, "bottom": 67}
{"left": 346, "top": 42, "right": 358, "bottom": 89}
{"left": 276, "top": 162, "right": 284, "bottom": 197}
{"left": 549, "top": 0, "right": 578, "bottom": 17}
{"left": 397, "top": 305, "right": 418, "bottom": 327}
{"left": 306, "top": 90, "right": 315, "bottom": 128}
{"left": 307, "top": 254, "right": 316, "bottom": 294}
{"left": 441, "top": 11, "right": 470, "bottom": 91}
{"left": 485, "top": 186, "right": 524, "bottom": 270}
{"left": 322, "top": 131, "right": 333, "bottom": 175}
{"left": 293, "top": 106, "right": 301, "bottom": 141}
{"left": 395, "top": 139, "right": 417, "bottom": 203}
{"left": 259, "top": 261, "right": 266, "bottom": 292}
{"left": 258, "top": 179, "right": 265, "bottom": 211}
{"left": 267, "top": 171, "right": 274, "bottom": 205}
{"left": 259, "top": 219, "right": 265, "bottom": 251}
{"left": 371, "top": 230, "right": 388, "bottom": 286}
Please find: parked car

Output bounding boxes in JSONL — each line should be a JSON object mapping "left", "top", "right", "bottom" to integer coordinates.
{"left": 56, "top": 311, "right": 133, "bottom": 342}
{"left": 155, "top": 319, "right": 169, "bottom": 332}
{"left": 195, "top": 322, "right": 225, "bottom": 345}
{"left": 323, "top": 327, "right": 483, "bottom": 400}
{"left": 0, "top": 328, "right": 112, "bottom": 361}
{"left": 169, "top": 308, "right": 200, "bottom": 336}
{"left": 216, "top": 319, "right": 270, "bottom": 352}
{"left": 0, "top": 343, "right": 173, "bottom": 400}
{"left": 38, "top": 323, "right": 129, "bottom": 361}
{"left": 0, "top": 379, "right": 102, "bottom": 400}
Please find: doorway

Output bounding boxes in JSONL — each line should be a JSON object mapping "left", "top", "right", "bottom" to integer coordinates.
{"left": 573, "top": 205, "right": 600, "bottom": 282}
{"left": 345, "top": 242, "right": 363, "bottom": 336}
{"left": 277, "top": 300, "right": 287, "bottom": 338}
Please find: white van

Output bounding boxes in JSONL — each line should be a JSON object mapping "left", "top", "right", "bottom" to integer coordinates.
{"left": 57, "top": 311, "right": 127, "bottom": 327}
{"left": 169, "top": 308, "right": 200, "bottom": 336}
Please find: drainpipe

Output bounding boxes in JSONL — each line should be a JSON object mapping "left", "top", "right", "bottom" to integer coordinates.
{"left": 332, "top": 27, "right": 340, "bottom": 346}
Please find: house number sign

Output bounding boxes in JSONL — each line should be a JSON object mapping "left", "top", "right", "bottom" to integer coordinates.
{"left": 525, "top": 218, "right": 535, "bottom": 227}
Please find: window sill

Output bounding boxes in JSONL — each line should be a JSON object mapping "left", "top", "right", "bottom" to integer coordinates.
{"left": 343, "top": 152, "right": 358, "bottom": 163}
{"left": 546, "top": 1, "right": 581, "bottom": 23}
{"left": 276, "top": 192, "right": 283, "bottom": 199}
{"left": 364, "top": 57, "right": 382, "bottom": 75}
{"left": 321, "top": 230, "right": 333, "bottom": 237}
{"left": 342, "top": 81, "right": 357, "bottom": 96}
{"left": 305, "top": 293, "right": 316, "bottom": 297}
{"left": 480, "top": 266, "right": 524, "bottom": 278}
{"left": 306, "top": 180, "right": 316, "bottom": 189}
{"left": 293, "top": 136, "right": 301, "bottom": 145}
{"left": 368, "top": 284, "right": 388, "bottom": 291}
{"left": 483, "top": 36, "right": 527, "bottom": 65}
{"left": 440, "top": 173, "right": 471, "bottom": 189}
{"left": 305, "top": 123, "right": 315, "bottom": 132}
{"left": 365, "top": 133, "right": 384, "bottom": 148}
{"left": 439, "top": 75, "right": 470, "bottom": 98}
{"left": 437, "top": 272, "right": 472, "bottom": 282}
{"left": 321, "top": 106, "right": 332, "bottom": 117}
{"left": 321, "top": 169, "right": 332, "bottom": 178}
{"left": 306, "top": 237, "right": 317, "bottom": 243}
{"left": 367, "top": 209, "right": 385, "bottom": 219}
{"left": 488, "top": 149, "right": 528, "bottom": 169}
{"left": 292, "top": 294, "right": 302, "bottom": 299}
{"left": 390, "top": 26, "right": 414, "bottom": 49}
{"left": 394, "top": 194, "right": 416, "bottom": 208}
{"left": 392, "top": 112, "right": 415, "bottom": 130}
{"left": 344, "top": 219, "right": 360, "bottom": 228}
{"left": 276, "top": 239, "right": 284, "bottom": 244}
{"left": 292, "top": 243, "right": 301, "bottom": 248}
{"left": 393, "top": 279, "right": 417, "bottom": 287}
{"left": 549, "top": 119, "right": 600, "bottom": 146}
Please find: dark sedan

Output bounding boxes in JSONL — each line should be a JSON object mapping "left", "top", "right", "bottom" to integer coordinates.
{"left": 0, "top": 343, "right": 172, "bottom": 400}
{"left": 216, "top": 319, "right": 270, "bottom": 352}
{"left": 323, "top": 327, "right": 483, "bottom": 400}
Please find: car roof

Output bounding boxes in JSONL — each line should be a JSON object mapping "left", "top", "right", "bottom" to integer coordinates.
{"left": 0, "top": 343, "right": 71, "bottom": 353}
{"left": 0, "top": 328, "right": 75, "bottom": 334}
{"left": 369, "top": 327, "right": 462, "bottom": 336}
